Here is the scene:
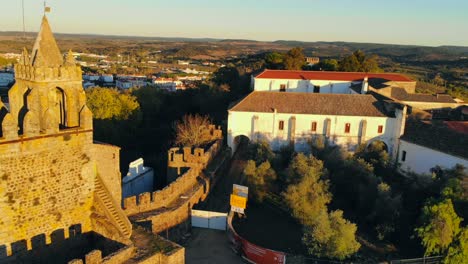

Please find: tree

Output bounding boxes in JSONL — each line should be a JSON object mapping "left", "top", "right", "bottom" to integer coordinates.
{"left": 265, "top": 52, "right": 284, "bottom": 69}
{"left": 174, "top": 114, "right": 217, "bottom": 147}
{"left": 338, "top": 50, "right": 382, "bottom": 72}
{"left": 243, "top": 160, "right": 277, "bottom": 203}
{"left": 283, "top": 47, "right": 305, "bottom": 70}
{"left": 415, "top": 199, "right": 462, "bottom": 256}
{"left": 86, "top": 87, "right": 140, "bottom": 120}
{"left": 302, "top": 209, "right": 360, "bottom": 260}
{"left": 283, "top": 154, "right": 331, "bottom": 224}
{"left": 314, "top": 59, "right": 339, "bottom": 71}
{"left": 443, "top": 227, "right": 468, "bottom": 264}
{"left": 246, "top": 140, "right": 275, "bottom": 166}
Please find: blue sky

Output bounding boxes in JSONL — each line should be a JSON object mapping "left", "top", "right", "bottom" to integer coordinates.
{"left": 1, "top": 0, "right": 467, "bottom": 46}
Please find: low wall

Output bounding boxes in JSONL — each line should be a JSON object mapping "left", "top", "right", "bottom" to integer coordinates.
{"left": 227, "top": 212, "right": 287, "bottom": 264}
{"left": 123, "top": 167, "right": 201, "bottom": 216}
{"left": 129, "top": 173, "right": 210, "bottom": 234}
{"left": 137, "top": 245, "right": 185, "bottom": 264}
{"left": 67, "top": 244, "right": 184, "bottom": 264}
{"left": 123, "top": 140, "right": 223, "bottom": 216}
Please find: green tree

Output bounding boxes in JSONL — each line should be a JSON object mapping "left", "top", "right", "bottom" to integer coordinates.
{"left": 415, "top": 199, "right": 462, "bottom": 255}
{"left": 443, "top": 227, "right": 468, "bottom": 264}
{"left": 283, "top": 156, "right": 331, "bottom": 225}
{"left": 338, "top": 50, "right": 382, "bottom": 72}
{"left": 243, "top": 160, "right": 277, "bottom": 203}
{"left": 86, "top": 87, "right": 140, "bottom": 120}
{"left": 314, "top": 59, "right": 339, "bottom": 71}
{"left": 246, "top": 140, "right": 275, "bottom": 165}
{"left": 283, "top": 47, "right": 305, "bottom": 70}
{"left": 338, "top": 52, "right": 361, "bottom": 72}
{"left": 265, "top": 52, "right": 284, "bottom": 69}
{"left": 302, "top": 210, "right": 360, "bottom": 260}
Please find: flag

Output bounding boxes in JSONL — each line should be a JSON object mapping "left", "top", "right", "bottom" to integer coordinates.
{"left": 45, "top": 6, "right": 51, "bottom": 13}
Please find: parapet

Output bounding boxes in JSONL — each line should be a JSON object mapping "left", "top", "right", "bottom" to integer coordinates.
{"left": 167, "top": 138, "right": 223, "bottom": 169}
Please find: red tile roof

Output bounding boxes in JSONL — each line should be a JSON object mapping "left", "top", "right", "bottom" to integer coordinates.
{"left": 255, "top": 69, "right": 413, "bottom": 82}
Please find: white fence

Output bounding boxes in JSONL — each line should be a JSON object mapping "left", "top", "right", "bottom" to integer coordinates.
{"left": 191, "top": 210, "right": 228, "bottom": 230}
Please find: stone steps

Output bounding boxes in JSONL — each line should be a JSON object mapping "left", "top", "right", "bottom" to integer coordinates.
{"left": 94, "top": 177, "right": 132, "bottom": 238}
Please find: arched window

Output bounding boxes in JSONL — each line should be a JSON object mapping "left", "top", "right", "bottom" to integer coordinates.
{"left": 56, "top": 87, "right": 67, "bottom": 128}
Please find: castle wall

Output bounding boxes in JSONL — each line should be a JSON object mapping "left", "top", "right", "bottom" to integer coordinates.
{"left": 123, "top": 167, "right": 201, "bottom": 216}
{"left": 91, "top": 143, "right": 122, "bottom": 203}
{"left": 146, "top": 179, "right": 209, "bottom": 233}
{"left": 0, "top": 131, "right": 95, "bottom": 254}
{"left": 123, "top": 139, "right": 222, "bottom": 216}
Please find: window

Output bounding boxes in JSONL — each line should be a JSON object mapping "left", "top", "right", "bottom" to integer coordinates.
{"left": 311, "top": 122, "right": 317, "bottom": 132}
{"left": 344, "top": 123, "right": 351, "bottom": 133}
{"left": 378, "top": 125, "right": 383, "bottom": 134}
{"left": 280, "top": 84, "right": 286, "bottom": 92}
{"left": 313, "top": 85, "right": 320, "bottom": 93}
{"left": 279, "top": 121, "right": 284, "bottom": 130}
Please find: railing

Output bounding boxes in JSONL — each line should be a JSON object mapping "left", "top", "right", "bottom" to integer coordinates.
{"left": 390, "top": 256, "right": 442, "bottom": 264}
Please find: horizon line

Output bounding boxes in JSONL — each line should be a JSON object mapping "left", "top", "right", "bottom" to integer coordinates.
{"left": 1, "top": 30, "right": 467, "bottom": 49}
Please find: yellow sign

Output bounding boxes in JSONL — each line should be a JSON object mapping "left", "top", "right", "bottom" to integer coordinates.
{"left": 230, "top": 194, "right": 247, "bottom": 209}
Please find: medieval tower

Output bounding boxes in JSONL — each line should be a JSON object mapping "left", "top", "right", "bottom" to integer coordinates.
{"left": 0, "top": 16, "right": 132, "bottom": 262}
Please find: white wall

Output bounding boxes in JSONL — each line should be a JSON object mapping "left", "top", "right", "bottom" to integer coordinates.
{"left": 228, "top": 110, "right": 399, "bottom": 155}
{"left": 398, "top": 140, "right": 468, "bottom": 175}
{"left": 254, "top": 78, "right": 356, "bottom": 94}
{"left": 122, "top": 159, "right": 154, "bottom": 198}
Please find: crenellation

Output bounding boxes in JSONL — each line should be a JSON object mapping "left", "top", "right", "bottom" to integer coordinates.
{"left": 1, "top": 15, "right": 133, "bottom": 263}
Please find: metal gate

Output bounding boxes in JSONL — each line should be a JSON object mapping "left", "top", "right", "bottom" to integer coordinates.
{"left": 191, "top": 210, "right": 228, "bottom": 230}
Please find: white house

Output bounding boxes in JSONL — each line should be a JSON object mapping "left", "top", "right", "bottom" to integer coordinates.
{"left": 252, "top": 69, "right": 415, "bottom": 95}
{"left": 122, "top": 158, "right": 154, "bottom": 199}
{"left": 116, "top": 78, "right": 147, "bottom": 89}
{"left": 228, "top": 91, "right": 406, "bottom": 157}
{"left": 397, "top": 120, "right": 468, "bottom": 174}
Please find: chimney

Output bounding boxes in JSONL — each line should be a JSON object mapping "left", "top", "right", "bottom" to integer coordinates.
{"left": 361, "top": 76, "right": 369, "bottom": 94}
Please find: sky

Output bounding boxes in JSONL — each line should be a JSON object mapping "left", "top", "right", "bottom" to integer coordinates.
{"left": 1, "top": 0, "right": 467, "bottom": 46}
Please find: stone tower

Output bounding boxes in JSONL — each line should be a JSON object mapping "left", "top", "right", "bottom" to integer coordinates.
{"left": 7, "top": 16, "right": 91, "bottom": 136}
{"left": 0, "top": 16, "right": 131, "bottom": 261}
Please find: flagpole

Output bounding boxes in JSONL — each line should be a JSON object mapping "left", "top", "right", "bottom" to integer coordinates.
{"left": 22, "top": 0, "right": 26, "bottom": 39}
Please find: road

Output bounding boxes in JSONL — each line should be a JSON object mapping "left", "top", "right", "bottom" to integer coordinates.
{"left": 184, "top": 140, "right": 248, "bottom": 264}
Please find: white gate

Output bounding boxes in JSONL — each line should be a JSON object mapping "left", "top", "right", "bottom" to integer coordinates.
{"left": 191, "top": 210, "right": 228, "bottom": 230}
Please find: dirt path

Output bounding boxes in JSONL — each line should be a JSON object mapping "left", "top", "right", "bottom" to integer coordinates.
{"left": 184, "top": 141, "right": 248, "bottom": 264}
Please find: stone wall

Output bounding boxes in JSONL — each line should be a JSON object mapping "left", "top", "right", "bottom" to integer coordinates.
{"left": 92, "top": 143, "right": 122, "bottom": 203}
{"left": 0, "top": 132, "right": 95, "bottom": 255}
{"left": 143, "top": 175, "right": 209, "bottom": 233}
{"left": 123, "top": 167, "right": 201, "bottom": 216}
{"left": 167, "top": 138, "right": 222, "bottom": 177}
{"left": 0, "top": 130, "right": 131, "bottom": 258}
{"left": 68, "top": 244, "right": 185, "bottom": 264}
{"left": 123, "top": 139, "right": 222, "bottom": 216}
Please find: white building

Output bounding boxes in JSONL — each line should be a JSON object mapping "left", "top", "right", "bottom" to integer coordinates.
{"left": 122, "top": 158, "right": 154, "bottom": 199}
{"left": 152, "top": 77, "right": 184, "bottom": 92}
{"left": 100, "top": 74, "right": 114, "bottom": 83}
{"left": 397, "top": 121, "right": 468, "bottom": 174}
{"left": 252, "top": 69, "right": 415, "bottom": 95}
{"left": 116, "top": 78, "right": 147, "bottom": 89}
{"left": 228, "top": 91, "right": 406, "bottom": 157}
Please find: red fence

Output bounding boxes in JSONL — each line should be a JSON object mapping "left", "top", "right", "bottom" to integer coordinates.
{"left": 227, "top": 212, "right": 286, "bottom": 264}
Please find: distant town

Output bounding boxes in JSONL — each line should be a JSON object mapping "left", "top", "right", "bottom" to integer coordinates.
{"left": 0, "top": 7, "right": 467, "bottom": 264}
